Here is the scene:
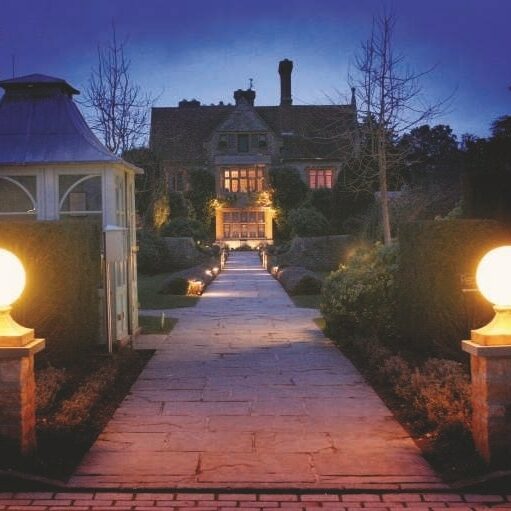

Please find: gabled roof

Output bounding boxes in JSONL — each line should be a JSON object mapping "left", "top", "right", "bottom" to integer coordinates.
{"left": 0, "top": 73, "right": 123, "bottom": 165}
{"left": 150, "top": 101, "right": 357, "bottom": 163}
{"left": 217, "top": 99, "right": 270, "bottom": 132}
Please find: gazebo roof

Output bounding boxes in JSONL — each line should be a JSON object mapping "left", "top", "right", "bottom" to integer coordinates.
{"left": 0, "top": 73, "right": 123, "bottom": 165}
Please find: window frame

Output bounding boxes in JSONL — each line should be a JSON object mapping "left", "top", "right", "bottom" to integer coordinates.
{"left": 307, "top": 168, "right": 334, "bottom": 189}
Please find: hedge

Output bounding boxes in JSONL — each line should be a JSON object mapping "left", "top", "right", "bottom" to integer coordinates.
{"left": 398, "top": 220, "right": 511, "bottom": 357}
{"left": 0, "top": 220, "right": 101, "bottom": 364}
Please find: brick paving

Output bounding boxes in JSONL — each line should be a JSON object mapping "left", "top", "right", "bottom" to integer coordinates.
{"left": 0, "top": 492, "right": 510, "bottom": 510}
{"left": 70, "top": 252, "right": 440, "bottom": 489}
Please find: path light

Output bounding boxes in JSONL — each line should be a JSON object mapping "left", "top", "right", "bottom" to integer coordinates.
{"left": 0, "top": 248, "right": 45, "bottom": 455}
{"left": 462, "top": 245, "right": 511, "bottom": 465}
{"left": 0, "top": 248, "right": 33, "bottom": 346}
{"left": 472, "top": 245, "right": 511, "bottom": 345}
{"left": 212, "top": 266, "right": 220, "bottom": 276}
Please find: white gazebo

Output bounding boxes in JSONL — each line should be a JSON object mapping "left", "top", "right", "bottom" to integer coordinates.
{"left": 0, "top": 74, "right": 142, "bottom": 349}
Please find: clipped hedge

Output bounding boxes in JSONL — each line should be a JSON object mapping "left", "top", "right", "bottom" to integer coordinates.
{"left": 0, "top": 221, "right": 101, "bottom": 364}
{"left": 398, "top": 220, "right": 511, "bottom": 357}
{"left": 321, "top": 243, "right": 399, "bottom": 341}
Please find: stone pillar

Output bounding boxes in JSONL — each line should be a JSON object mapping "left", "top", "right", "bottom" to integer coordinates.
{"left": 216, "top": 208, "right": 224, "bottom": 242}
{"left": 462, "top": 341, "right": 511, "bottom": 466}
{"left": 264, "top": 208, "right": 273, "bottom": 241}
{"left": 0, "top": 341, "right": 45, "bottom": 456}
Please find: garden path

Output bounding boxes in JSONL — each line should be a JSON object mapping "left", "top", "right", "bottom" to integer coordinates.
{"left": 70, "top": 252, "right": 442, "bottom": 489}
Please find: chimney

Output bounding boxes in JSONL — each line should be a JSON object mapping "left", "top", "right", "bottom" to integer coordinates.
{"left": 278, "top": 59, "right": 293, "bottom": 106}
{"left": 234, "top": 88, "right": 255, "bottom": 106}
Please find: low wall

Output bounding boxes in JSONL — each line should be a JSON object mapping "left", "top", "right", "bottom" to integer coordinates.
{"left": 275, "top": 235, "right": 354, "bottom": 271}
{"left": 162, "top": 237, "right": 212, "bottom": 269}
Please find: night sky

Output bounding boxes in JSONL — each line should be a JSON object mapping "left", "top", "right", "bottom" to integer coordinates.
{"left": 0, "top": 0, "right": 509, "bottom": 138}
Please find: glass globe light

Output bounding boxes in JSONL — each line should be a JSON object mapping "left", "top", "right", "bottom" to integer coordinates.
{"left": 476, "top": 246, "right": 511, "bottom": 307}
{"left": 471, "top": 245, "right": 511, "bottom": 346}
{"left": 0, "top": 248, "right": 26, "bottom": 309}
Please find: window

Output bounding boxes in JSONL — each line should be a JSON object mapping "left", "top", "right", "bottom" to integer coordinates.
{"left": 223, "top": 209, "right": 265, "bottom": 239}
{"left": 0, "top": 175, "right": 37, "bottom": 215}
{"left": 308, "top": 168, "right": 334, "bottom": 189}
{"left": 170, "top": 171, "right": 185, "bottom": 191}
{"left": 222, "top": 167, "right": 265, "bottom": 193}
{"left": 59, "top": 174, "right": 102, "bottom": 215}
{"left": 218, "top": 134, "right": 228, "bottom": 150}
{"left": 258, "top": 134, "right": 267, "bottom": 148}
{"left": 237, "top": 134, "right": 249, "bottom": 153}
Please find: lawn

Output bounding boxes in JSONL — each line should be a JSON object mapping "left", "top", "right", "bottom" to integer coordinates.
{"left": 138, "top": 314, "right": 177, "bottom": 334}
{"left": 138, "top": 272, "right": 200, "bottom": 309}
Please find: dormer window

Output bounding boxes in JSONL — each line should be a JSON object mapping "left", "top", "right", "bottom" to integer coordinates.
{"left": 218, "top": 134, "right": 228, "bottom": 150}
{"left": 258, "top": 134, "right": 268, "bottom": 148}
{"left": 237, "top": 134, "right": 249, "bottom": 153}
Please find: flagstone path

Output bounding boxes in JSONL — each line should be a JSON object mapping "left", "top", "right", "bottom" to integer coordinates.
{"left": 70, "top": 252, "right": 443, "bottom": 490}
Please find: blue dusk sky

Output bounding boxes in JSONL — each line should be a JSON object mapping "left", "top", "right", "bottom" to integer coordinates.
{"left": 0, "top": 0, "right": 509, "bottom": 138}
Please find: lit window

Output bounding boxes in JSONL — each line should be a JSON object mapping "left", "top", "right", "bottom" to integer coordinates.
{"left": 223, "top": 209, "right": 266, "bottom": 240}
{"left": 308, "top": 168, "right": 334, "bottom": 189}
{"left": 237, "top": 134, "right": 249, "bottom": 153}
{"left": 222, "top": 167, "right": 265, "bottom": 193}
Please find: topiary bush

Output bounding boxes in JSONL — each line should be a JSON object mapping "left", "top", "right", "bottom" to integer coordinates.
{"left": 287, "top": 207, "right": 330, "bottom": 237}
{"left": 137, "top": 229, "right": 171, "bottom": 274}
{"left": 398, "top": 220, "right": 511, "bottom": 357}
{"left": 321, "top": 242, "right": 399, "bottom": 341}
{"left": 161, "top": 217, "right": 209, "bottom": 241}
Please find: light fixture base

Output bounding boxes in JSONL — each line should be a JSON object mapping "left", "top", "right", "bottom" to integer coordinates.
{"left": 0, "top": 307, "right": 35, "bottom": 347}
{"left": 471, "top": 306, "right": 511, "bottom": 346}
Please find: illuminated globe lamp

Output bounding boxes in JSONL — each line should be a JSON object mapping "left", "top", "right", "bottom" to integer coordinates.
{"left": 0, "top": 248, "right": 45, "bottom": 456}
{"left": 0, "top": 248, "right": 35, "bottom": 346}
{"left": 472, "top": 246, "right": 511, "bottom": 345}
{"left": 462, "top": 245, "right": 511, "bottom": 465}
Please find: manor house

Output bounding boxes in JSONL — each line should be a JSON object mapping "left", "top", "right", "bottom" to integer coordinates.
{"left": 150, "top": 59, "right": 357, "bottom": 246}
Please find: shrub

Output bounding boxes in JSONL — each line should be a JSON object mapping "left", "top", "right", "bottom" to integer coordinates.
{"left": 168, "top": 191, "right": 194, "bottom": 219}
{"left": 137, "top": 229, "right": 171, "bottom": 274}
{"left": 398, "top": 220, "right": 510, "bottom": 357}
{"left": 288, "top": 207, "right": 330, "bottom": 237}
{"left": 410, "top": 358, "right": 471, "bottom": 433}
{"left": 161, "top": 217, "right": 209, "bottom": 241}
{"left": 36, "top": 367, "right": 67, "bottom": 414}
{"left": 186, "top": 169, "right": 216, "bottom": 225}
{"left": 321, "top": 243, "right": 399, "bottom": 341}
{"left": 269, "top": 166, "right": 308, "bottom": 212}
{"left": 0, "top": 221, "right": 101, "bottom": 364}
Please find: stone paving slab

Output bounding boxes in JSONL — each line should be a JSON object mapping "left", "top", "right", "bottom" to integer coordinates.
{"left": 71, "top": 253, "right": 442, "bottom": 489}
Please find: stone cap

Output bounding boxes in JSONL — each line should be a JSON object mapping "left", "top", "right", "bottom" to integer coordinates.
{"left": 0, "top": 338, "right": 45, "bottom": 359}
{"left": 462, "top": 339, "right": 511, "bottom": 358}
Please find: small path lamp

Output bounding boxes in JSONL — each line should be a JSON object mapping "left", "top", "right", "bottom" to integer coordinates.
{"left": 462, "top": 246, "right": 511, "bottom": 466}
{"left": 0, "top": 248, "right": 45, "bottom": 455}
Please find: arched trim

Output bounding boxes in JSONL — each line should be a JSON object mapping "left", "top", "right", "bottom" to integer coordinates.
{"left": 0, "top": 176, "right": 37, "bottom": 211}
{"left": 59, "top": 174, "right": 101, "bottom": 210}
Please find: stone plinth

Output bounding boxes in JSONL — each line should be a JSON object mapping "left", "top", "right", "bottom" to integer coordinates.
{"left": 0, "top": 339, "right": 45, "bottom": 456}
{"left": 462, "top": 340, "right": 511, "bottom": 466}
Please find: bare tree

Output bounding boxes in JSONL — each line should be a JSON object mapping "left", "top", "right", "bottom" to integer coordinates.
{"left": 83, "top": 25, "right": 153, "bottom": 155}
{"left": 349, "top": 9, "right": 449, "bottom": 244}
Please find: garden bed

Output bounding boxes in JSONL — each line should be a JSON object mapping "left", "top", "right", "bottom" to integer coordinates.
{"left": 0, "top": 348, "right": 153, "bottom": 481}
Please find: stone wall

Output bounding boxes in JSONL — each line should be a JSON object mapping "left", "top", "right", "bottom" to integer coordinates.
{"left": 275, "top": 235, "right": 354, "bottom": 272}
{"left": 162, "top": 237, "right": 213, "bottom": 270}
